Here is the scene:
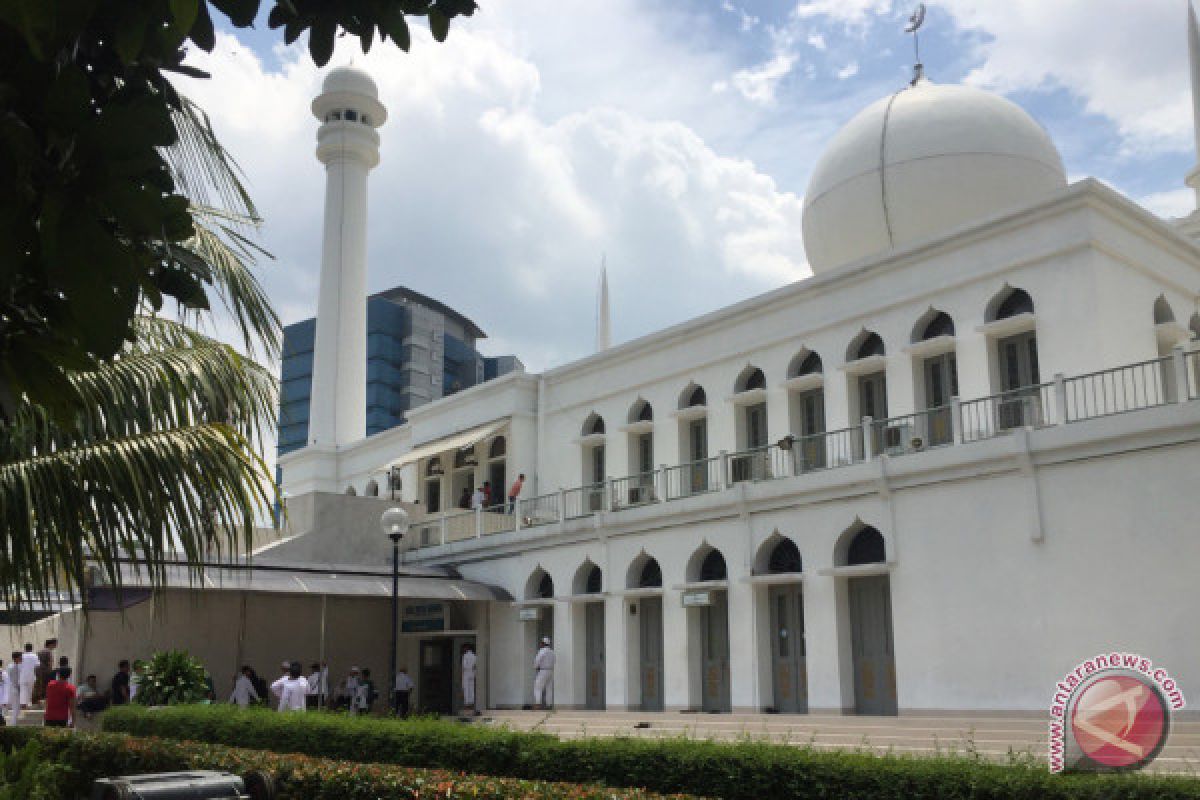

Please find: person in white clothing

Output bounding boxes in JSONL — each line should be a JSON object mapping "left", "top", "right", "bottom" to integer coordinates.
{"left": 229, "top": 666, "right": 260, "bottom": 708}
{"left": 461, "top": 644, "right": 478, "bottom": 715}
{"left": 17, "top": 645, "right": 38, "bottom": 708}
{"left": 470, "top": 487, "right": 485, "bottom": 510}
{"left": 4, "top": 654, "right": 19, "bottom": 725}
{"left": 532, "top": 637, "right": 555, "bottom": 710}
{"left": 393, "top": 667, "right": 414, "bottom": 717}
{"left": 0, "top": 658, "right": 8, "bottom": 710}
{"left": 270, "top": 662, "right": 307, "bottom": 712}
{"left": 342, "top": 667, "right": 361, "bottom": 713}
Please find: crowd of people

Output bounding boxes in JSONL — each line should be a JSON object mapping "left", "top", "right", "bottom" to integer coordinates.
{"left": 457, "top": 474, "right": 525, "bottom": 513}
{"left": 0, "top": 635, "right": 551, "bottom": 725}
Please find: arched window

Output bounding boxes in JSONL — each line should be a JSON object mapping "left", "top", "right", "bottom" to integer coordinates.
{"left": 584, "top": 565, "right": 602, "bottom": 594}
{"left": 846, "top": 527, "right": 886, "bottom": 566}
{"left": 988, "top": 287, "right": 1034, "bottom": 321}
{"left": 914, "top": 310, "right": 955, "bottom": 342}
{"left": 767, "top": 539, "right": 803, "bottom": 574}
{"left": 582, "top": 413, "right": 606, "bottom": 436}
{"left": 629, "top": 399, "right": 653, "bottom": 423}
{"left": 847, "top": 331, "right": 885, "bottom": 361}
{"left": 455, "top": 447, "right": 477, "bottom": 468}
{"left": 699, "top": 549, "right": 728, "bottom": 582}
{"left": 489, "top": 437, "right": 506, "bottom": 459}
{"left": 365, "top": 480, "right": 379, "bottom": 497}
{"left": 736, "top": 366, "right": 766, "bottom": 393}
{"left": 1153, "top": 296, "right": 1176, "bottom": 325}
{"left": 537, "top": 572, "right": 554, "bottom": 599}
{"left": 789, "top": 350, "right": 823, "bottom": 378}
{"left": 344, "top": 486, "right": 357, "bottom": 496}
{"left": 426, "top": 458, "right": 443, "bottom": 476}
{"left": 638, "top": 558, "right": 662, "bottom": 588}
{"left": 680, "top": 384, "right": 707, "bottom": 409}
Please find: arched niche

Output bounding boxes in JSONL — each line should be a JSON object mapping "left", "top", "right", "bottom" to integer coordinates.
{"left": 526, "top": 567, "right": 555, "bottom": 600}
{"left": 626, "top": 552, "right": 663, "bottom": 589}
{"left": 687, "top": 544, "right": 728, "bottom": 582}
{"left": 985, "top": 285, "right": 1034, "bottom": 322}
{"left": 911, "top": 309, "right": 955, "bottom": 342}
{"left": 573, "top": 561, "right": 603, "bottom": 594}
{"left": 846, "top": 330, "right": 885, "bottom": 361}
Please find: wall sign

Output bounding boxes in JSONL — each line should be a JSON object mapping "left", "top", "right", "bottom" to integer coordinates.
{"left": 402, "top": 602, "right": 446, "bottom": 633}
{"left": 682, "top": 590, "right": 713, "bottom": 607}
{"left": 518, "top": 607, "right": 543, "bottom": 621}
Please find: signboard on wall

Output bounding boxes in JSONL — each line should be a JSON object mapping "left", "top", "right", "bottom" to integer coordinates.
{"left": 682, "top": 591, "right": 713, "bottom": 608}
{"left": 518, "top": 606, "right": 543, "bottom": 621}
{"left": 402, "top": 602, "right": 446, "bottom": 633}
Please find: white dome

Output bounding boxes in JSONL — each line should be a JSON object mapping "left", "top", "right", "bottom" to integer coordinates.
{"left": 321, "top": 65, "right": 379, "bottom": 99}
{"left": 802, "top": 80, "right": 1066, "bottom": 273}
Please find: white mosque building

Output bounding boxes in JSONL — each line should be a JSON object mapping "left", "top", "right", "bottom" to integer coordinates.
{"left": 273, "top": 25, "right": 1200, "bottom": 717}
{"left": 23, "top": 13, "right": 1200, "bottom": 721}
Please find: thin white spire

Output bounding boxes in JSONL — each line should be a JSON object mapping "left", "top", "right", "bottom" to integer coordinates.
{"left": 596, "top": 256, "right": 611, "bottom": 352}
{"left": 1188, "top": 1, "right": 1200, "bottom": 207}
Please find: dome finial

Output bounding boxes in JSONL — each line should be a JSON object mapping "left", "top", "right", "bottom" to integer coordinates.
{"left": 905, "top": 4, "right": 927, "bottom": 86}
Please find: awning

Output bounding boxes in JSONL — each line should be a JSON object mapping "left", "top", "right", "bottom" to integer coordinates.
{"left": 383, "top": 418, "right": 508, "bottom": 472}
{"left": 105, "top": 563, "right": 513, "bottom": 602}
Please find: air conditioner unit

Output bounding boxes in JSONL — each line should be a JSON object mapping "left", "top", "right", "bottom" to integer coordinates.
{"left": 882, "top": 423, "right": 912, "bottom": 454}
{"left": 996, "top": 395, "right": 1041, "bottom": 431}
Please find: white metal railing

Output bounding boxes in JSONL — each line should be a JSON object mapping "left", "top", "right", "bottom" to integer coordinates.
{"left": 611, "top": 472, "right": 659, "bottom": 510}
{"left": 959, "top": 383, "right": 1054, "bottom": 443}
{"left": 1063, "top": 356, "right": 1173, "bottom": 422}
{"left": 564, "top": 483, "right": 605, "bottom": 519}
{"left": 518, "top": 491, "right": 561, "bottom": 528}
{"left": 664, "top": 456, "right": 721, "bottom": 500}
{"left": 408, "top": 351, "right": 1200, "bottom": 549}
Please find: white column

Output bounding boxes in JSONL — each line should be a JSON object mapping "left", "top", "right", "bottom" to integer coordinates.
{"left": 662, "top": 589, "right": 690, "bottom": 710}
{"left": 604, "top": 593, "right": 631, "bottom": 709}
{"left": 727, "top": 580, "right": 758, "bottom": 711}
{"left": 803, "top": 576, "right": 846, "bottom": 713}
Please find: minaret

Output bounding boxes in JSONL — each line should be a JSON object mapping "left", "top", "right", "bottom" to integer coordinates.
{"left": 1188, "top": 1, "right": 1200, "bottom": 210}
{"left": 307, "top": 67, "right": 387, "bottom": 448}
{"left": 596, "top": 258, "right": 611, "bottom": 352}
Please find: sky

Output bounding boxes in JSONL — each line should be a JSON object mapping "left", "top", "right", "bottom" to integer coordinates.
{"left": 178, "top": 0, "right": 1198, "bottom": 376}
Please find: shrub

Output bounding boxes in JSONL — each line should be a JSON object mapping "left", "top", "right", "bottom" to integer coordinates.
{"left": 100, "top": 704, "right": 1200, "bottom": 800}
{"left": 0, "top": 729, "right": 696, "bottom": 800}
{"left": 0, "top": 739, "right": 75, "bottom": 800}
{"left": 134, "top": 650, "right": 211, "bottom": 706}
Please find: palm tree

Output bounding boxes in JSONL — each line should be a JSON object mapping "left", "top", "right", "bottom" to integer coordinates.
{"left": 0, "top": 101, "right": 282, "bottom": 611}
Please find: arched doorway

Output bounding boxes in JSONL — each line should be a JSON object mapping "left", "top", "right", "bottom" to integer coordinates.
{"left": 690, "top": 547, "right": 730, "bottom": 713}
{"left": 761, "top": 537, "right": 806, "bottom": 713}
{"left": 839, "top": 526, "right": 896, "bottom": 715}
{"left": 574, "top": 562, "right": 605, "bottom": 710}
{"left": 629, "top": 555, "right": 664, "bottom": 711}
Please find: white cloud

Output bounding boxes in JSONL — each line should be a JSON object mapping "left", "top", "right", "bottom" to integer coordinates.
{"left": 792, "top": 0, "right": 892, "bottom": 26}
{"left": 178, "top": 17, "right": 807, "bottom": 376}
{"left": 807, "top": 32, "right": 827, "bottom": 50}
{"left": 837, "top": 61, "right": 860, "bottom": 80}
{"left": 939, "top": 0, "right": 1193, "bottom": 155}
{"left": 714, "top": 52, "right": 799, "bottom": 106}
{"left": 1138, "top": 187, "right": 1195, "bottom": 219}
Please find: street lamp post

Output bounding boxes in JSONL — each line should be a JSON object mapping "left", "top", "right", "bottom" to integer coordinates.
{"left": 380, "top": 506, "right": 410, "bottom": 716}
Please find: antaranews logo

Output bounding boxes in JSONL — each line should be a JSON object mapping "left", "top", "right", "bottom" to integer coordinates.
{"left": 1049, "top": 653, "right": 1185, "bottom": 773}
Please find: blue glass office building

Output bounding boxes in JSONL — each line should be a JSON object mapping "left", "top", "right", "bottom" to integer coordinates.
{"left": 278, "top": 287, "right": 520, "bottom": 456}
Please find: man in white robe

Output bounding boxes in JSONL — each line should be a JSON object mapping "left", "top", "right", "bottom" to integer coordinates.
{"left": 532, "top": 637, "right": 555, "bottom": 710}
{"left": 461, "top": 644, "right": 478, "bottom": 715}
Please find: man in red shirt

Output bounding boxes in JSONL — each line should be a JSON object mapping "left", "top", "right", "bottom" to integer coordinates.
{"left": 43, "top": 666, "right": 76, "bottom": 728}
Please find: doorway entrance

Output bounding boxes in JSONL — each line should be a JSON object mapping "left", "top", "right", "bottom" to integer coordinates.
{"left": 419, "top": 638, "right": 453, "bottom": 715}
{"left": 583, "top": 602, "right": 606, "bottom": 709}
{"left": 639, "top": 596, "right": 664, "bottom": 711}
{"left": 769, "top": 584, "right": 807, "bottom": 713}
{"left": 848, "top": 575, "right": 897, "bottom": 715}
{"left": 700, "top": 592, "right": 731, "bottom": 712}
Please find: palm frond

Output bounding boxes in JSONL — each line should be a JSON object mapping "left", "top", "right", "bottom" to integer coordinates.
{"left": 0, "top": 422, "right": 273, "bottom": 613}
{"left": 165, "top": 96, "right": 258, "bottom": 223}
{"left": 182, "top": 206, "right": 281, "bottom": 361}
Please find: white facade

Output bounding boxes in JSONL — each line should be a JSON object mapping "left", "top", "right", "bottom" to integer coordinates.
{"left": 281, "top": 49, "right": 1200, "bottom": 715}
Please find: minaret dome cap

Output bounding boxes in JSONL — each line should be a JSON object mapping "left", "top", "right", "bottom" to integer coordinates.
{"left": 322, "top": 65, "right": 380, "bottom": 99}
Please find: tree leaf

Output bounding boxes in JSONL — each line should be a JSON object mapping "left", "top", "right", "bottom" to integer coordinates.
{"left": 427, "top": 7, "right": 449, "bottom": 42}
{"left": 308, "top": 18, "right": 336, "bottom": 66}
{"left": 189, "top": 1, "right": 216, "bottom": 51}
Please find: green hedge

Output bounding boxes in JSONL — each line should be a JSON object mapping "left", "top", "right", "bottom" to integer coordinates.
{"left": 0, "top": 728, "right": 695, "bottom": 800}
{"left": 100, "top": 704, "right": 1200, "bottom": 800}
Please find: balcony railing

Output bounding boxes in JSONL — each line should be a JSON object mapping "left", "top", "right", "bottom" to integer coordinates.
{"left": 407, "top": 349, "right": 1199, "bottom": 550}
{"left": 1062, "top": 356, "right": 1173, "bottom": 422}
{"left": 960, "top": 383, "right": 1054, "bottom": 443}
{"left": 664, "top": 457, "right": 721, "bottom": 500}
{"left": 611, "top": 472, "right": 658, "bottom": 510}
